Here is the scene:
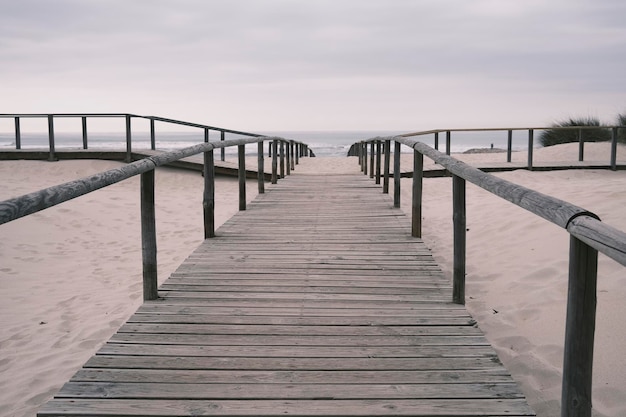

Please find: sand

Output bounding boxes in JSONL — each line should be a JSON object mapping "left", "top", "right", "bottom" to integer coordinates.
{"left": 0, "top": 142, "right": 625, "bottom": 417}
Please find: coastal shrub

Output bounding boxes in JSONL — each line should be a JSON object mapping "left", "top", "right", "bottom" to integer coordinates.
{"left": 539, "top": 117, "right": 611, "bottom": 147}
{"left": 617, "top": 113, "right": 626, "bottom": 143}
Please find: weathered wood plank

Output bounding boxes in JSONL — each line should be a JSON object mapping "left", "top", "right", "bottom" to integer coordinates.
{"left": 57, "top": 382, "right": 525, "bottom": 400}
{"left": 97, "top": 343, "right": 494, "bottom": 358}
{"left": 69, "top": 368, "right": 517, "bottom": 384}
{"left": 39, "top": 398, "right": 535, "bottom": 416}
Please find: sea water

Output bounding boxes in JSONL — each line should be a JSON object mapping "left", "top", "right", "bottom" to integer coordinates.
{"left": 0, "top": 129, "right": 532, "bottom": 157}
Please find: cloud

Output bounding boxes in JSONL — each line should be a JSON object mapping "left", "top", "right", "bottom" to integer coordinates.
{"left": 1, "top": 0, "right": 624, "bottom": 130}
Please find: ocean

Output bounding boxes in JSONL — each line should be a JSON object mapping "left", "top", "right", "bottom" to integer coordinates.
{"left": 0, "top": 129, "right": 533, "bottom": 158}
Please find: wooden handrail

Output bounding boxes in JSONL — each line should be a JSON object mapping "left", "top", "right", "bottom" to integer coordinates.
{"left": 353, "top": 135, "right": 626, "bottom": 417}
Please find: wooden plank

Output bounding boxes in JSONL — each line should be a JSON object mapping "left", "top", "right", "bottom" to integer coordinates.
{"left": 117, "top": 323, "right": 482, "bottom": 336}
{"left": 69, "top": 368, "right": 517, "bottom": 384}
{"left": 56, "top": 382, "right": 525, "bottom": 400}
{"left": 39, "top": 398, "right": 535, "bottom": 416}
{"left": 97, "top": 344, "right": 495, "bottom": 358}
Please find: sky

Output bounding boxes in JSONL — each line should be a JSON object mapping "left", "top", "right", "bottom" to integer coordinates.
{"left": 1, "top": 0, "right": 625, "bottom": 133}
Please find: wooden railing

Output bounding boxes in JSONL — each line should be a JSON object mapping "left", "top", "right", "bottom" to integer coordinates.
{"left": 352, "top": 134, "right": 626, "bottom": 417}
{"left": 0, "top": 113, "right": 313, "bottom": 163}
{"left": 0, "top": 133, "right": 311, "bottom": 300}
{"left": 349, "top": 125, "right": 623, "bottom": 171}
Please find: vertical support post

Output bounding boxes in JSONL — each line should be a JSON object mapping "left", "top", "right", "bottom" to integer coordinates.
{"left": 141, "top": 169, "right": 158, "bottom": 301}
{"left": 412, "top": 150, "right": 423, "bottom": 238}
{"left": 411, "top": 150, "right": 424, "bottom": 237}
{"left": 268, "top": 141, "right": 272, "bottom": 158}
{"left": 203, "top": 149, "right": 215, "bottom": 238}
{"left": 220, "top": 131, "right": 225, "bottom": 161}
{"left": 561, "top": 236, "right": 598, "bottom": 417}
{"left": 383, "top": 139, "right": 391, "bottom": 194}
{"left": 257, "top": 141, "right": 265, "bottom": 194}
{"left": 279, "top": 140, "right": 285, "bottom": 178}
{"left": 452, "top": 175, "right": 466, "bottom": 305}
{"left": 363, "top": 143, "right": 368, "bottom": 176}
{"left": 610, "top": 127, "right": 617, "bottom": 171}
{"left": 445, "top": 130, "right": 451, "bottom": 156}
{"left": 375, "top": 141, "right": 382, "bottom": 185}
{"left": 204, "top": 127, "right": 209, "bottom": 143}
{"left": 290, "top": 141, "right": 296, "bottom": 170}
{"left": 507, "top": 130, "right": 513, "bottom": 163}
{"left": 295, "top": 142, "right": 300, "bottom": 165}
{"left": 238, "top": 144, "right": 246, "bottom": 211}
{"left": 434, "top": 132, "right": 439, "bottom": 150}
{"left": 150, "top": 119, "right": 156, "bottom": 150}
{"left": 578, "top": 128, "right": 584, "bottom": 162}
{"left": 272, "top": 140, "right": 278, "bottom": 184}
{"left": 14, "top": 117, "right": 21, "bottom": 150}
{"left": 527, "top": 129, "right": 534, "bottom": 170}
{"left": 81, "top": 116, "right": 88, "bottom": 149}
{"left": 286, "top": 140, "right": 291, "bottom": 176}
{"left": 125, "top": 114, "right": 132, "bottom": 163}
{"left": 369, "top": 142, "right": 375, "bottom": 179}
{"left": 393, "top": 141, "right": 401, "bottom": 208}
{"left": 47, "top": 115, "right": 56, "bottom": 161}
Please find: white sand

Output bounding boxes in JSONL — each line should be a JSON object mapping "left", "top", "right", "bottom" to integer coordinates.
{"left": 0, "top": 142, "right": 625, "bottom": 417}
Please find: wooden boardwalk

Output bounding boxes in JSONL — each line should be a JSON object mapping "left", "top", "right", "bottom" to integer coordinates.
{"left": 38, "top": 172, "right": 535, "bottom": 416}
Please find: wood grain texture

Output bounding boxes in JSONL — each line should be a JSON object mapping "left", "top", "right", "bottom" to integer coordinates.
{"left": 37, "top": 170, "right": 534, "bottom": 416}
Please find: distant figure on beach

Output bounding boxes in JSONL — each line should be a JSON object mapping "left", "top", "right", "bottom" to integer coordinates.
{"left": 490, "top": 143, "right": 493, "bottom": 149}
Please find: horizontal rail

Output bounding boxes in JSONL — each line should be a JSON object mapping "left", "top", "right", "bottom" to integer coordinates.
{"left": 0, "top": 136, "right": 289, "bottom": 226}
{"left": 401, "top": 125, "right": 625, "bottom": 137}
{"left": 0, "top": 113, "right": 264, "bottom": 138}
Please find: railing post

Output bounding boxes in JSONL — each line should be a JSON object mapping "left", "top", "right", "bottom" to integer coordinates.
{"left": 578, "top": 128, "right": 584, "bottom": 162}
{"left": 290, "top": 141, "right": 296, "bottom": 170}
{"left": 47, "top": 115, "right": 56, "bottom": 161}
{"left": 295, "top": 142, "right": 300, "bottom": 165}
{"left": 151, "top": 119, "right": 157, "bottom": 150}
{"left": 238, "top": 144, "right": 246, "bottom": 211}
{"left": 528, "top": 129, "right": 534, "bottom": 170}
{"left": 452, "top": 175, "right": 466, "bottom": 304}
{"left": 383, "top": 139, "right": 391, "bottom": 194}
{"left": 285, "top": 141, "right": 291, "bottom": 176}
{"left": 363, "top": 142, "right": 368, "bottom": 176}
{"left": 412, "top": 150, "right": 423, "bottom": 238}
{"left": 268, "top": 141, "right": 272, "bottom": 158}
{"left": 204, "top": 127, "right": 209, "bottom": 143}
{"left": 369, "top": 142, "right": 375, "bottom": 179}
{"left": 280, "top": 141, "right": 285, "bottom": 178}
{"left": 81, "top": 116, "right": 88, "bottom": 149}
{"left": 393, "top": 141, "right": 401, "bottom": 208}
{"left": 141, "top": 169, "right": 158, "bottom": 301}
{"left": 272, "top": 140, "right": 278, "bottom": 184}
{"left": 14, "top": 116, "right": 21, "bottom": 150}
{"left": 561, "top": 236, "right": 598, "bottom": 417}
{"left": 610, "top": 127, "right": 617, "bottom": 171}
{"left": 125, "top": 114, "right": 132, "bottom": 163}
{"left": 220, "top": 130, "right": 226, "bottom": 161}
{"left": 507, "top": 130, "right": 513, "bottom": 163}
{"left": 434, "top": 132, "right": 439, "bottom": 150}
{"left": 258, "top": 141, "right": 265, "bottom": 194}
{"left": 375, "top": 141, "right": 382, "bottom": 185}
{"left": 203, "top": 149, "right": 215, "bottom": 238}
{"left": 446, "top": 130, "right": 451, "bottom": 156}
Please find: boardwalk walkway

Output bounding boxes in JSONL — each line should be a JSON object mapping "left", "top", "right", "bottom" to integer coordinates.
{"left": 38, "top": 169, "right": 535, "bottom": 416}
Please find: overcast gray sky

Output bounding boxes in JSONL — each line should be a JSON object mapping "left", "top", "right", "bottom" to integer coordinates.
{"left": 1, "top": 0, "right": 624, "bottom": 132}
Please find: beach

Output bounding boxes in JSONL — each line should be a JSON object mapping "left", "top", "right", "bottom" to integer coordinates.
{"left": 1, "top": 142, "right": 625, "bottom": 417}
